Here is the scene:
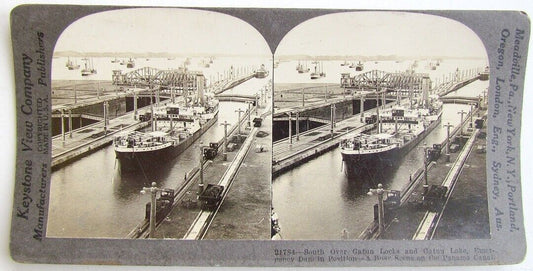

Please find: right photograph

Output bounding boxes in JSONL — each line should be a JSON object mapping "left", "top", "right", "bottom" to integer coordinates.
{"left": 271, "top": 11, "right": 490, "bottom": 240}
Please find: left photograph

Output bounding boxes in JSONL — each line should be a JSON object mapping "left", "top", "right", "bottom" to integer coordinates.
{"left": 48, "top": 8, "right": 272, "bottom": 239}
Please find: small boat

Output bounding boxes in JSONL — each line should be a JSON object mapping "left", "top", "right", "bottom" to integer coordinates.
{"left": 310, "top": 61, "right": 326, "bottom": 79}
{"left": 126, "top": 58, "right": 135, "bottom": 68}
{"left": 81, "top": 58, "right": 97, "bottom": 76}
{"left": 355, "top": 61, "right": 364, "bottom": 71}
{"left": 297, "top": 61, "right": 310, "bottom": 73}
{"left": 66, "top": 57, "right": 80, "bottom": 70}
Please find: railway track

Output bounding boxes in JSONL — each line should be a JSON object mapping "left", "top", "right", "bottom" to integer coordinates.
{"left": 412, "top": 129, "right": 478, "bottom": 240}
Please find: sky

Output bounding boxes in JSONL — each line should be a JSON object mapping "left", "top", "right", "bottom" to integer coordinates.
{"left": 276, "top": 11, "right": 488, "bottom": 59}
{"left": 54, "top": 8, "right": 271, "bottom": 56}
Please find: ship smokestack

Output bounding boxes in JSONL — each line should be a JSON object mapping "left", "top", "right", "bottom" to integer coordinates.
{"left": 196, "top": 73, "right": 206, "bottom": 105}
{"left": 422, "top": 75, "right": 431, "bottom": 108}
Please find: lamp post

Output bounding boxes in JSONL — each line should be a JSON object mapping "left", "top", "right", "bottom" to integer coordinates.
{"left": 103, "top": 100, "right": 109, "bottom": 135}
{"left": 469, "top": 102, "right": 475, "bottom": 128}
{"left": 457, "top": 110, "right": 467, "bottom": 137}
{"left": 235, "top": 108, "right": 245, "bottom": 139}
{"left": 67, "top": 109, "right": 72, "bottom": 138}
{"left": 198, "top": 143, "right": 208, "bottom": 195}
{"left": 247, "top": 102, "right": 252, "bottom": 127}
{"left": 220, "top": 121, "right": 230, "bottom": 161}
{"left": 61, "top": 109, "right": 65, "bottom": 142}
{"left": 368, "top": 183, "right": 386, "bottom": 236}
{"left": 330, "top": 104, "right": 336, "bottom": 139}
{"left": 443, "top": 122, "right": 453, "bottom": 162}
{"left": 141, "top": 182, "right": 164, "bottom": 238}
{"left": 295, "top": 111, "right": 300, "bottom": 141}
{"left": 288, "top": 112, "right": 292, "bottom": 145}
{"left": 420, "top": 143, "right": 431, "bottom": 194}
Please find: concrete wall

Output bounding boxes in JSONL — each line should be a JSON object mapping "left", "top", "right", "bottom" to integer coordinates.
{"left": 300, "top": 100, "right": 354, "bottom": 121}
{"left": 273, "top": 119, "right": 321, "bottom": 142}
{"left": 51, "top": 117, "right": 98, "bottom": 136}
{"left": 69, "top": 96, "right": 128, "bottom": 118}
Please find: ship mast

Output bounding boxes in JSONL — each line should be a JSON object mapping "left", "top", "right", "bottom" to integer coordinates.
{"left": 376, "top": 89, "right": 381, "bottom": 134}
{"left": 150, "top": 89, "right": 155, "bottom": 132}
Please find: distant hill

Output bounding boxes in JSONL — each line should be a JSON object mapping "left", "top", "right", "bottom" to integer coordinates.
{"left": 53, "top": 51, "right": 270, "bottom": 58}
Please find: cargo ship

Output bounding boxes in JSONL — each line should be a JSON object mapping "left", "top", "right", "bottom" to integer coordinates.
{"left": 114, "top": 93, "right": 219, "bottom": 172}
{"left": 340, "top": 94, "right": 442, "bottom": 179}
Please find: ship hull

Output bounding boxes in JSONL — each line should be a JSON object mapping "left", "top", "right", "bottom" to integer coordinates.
{"left": 116, "top": 112, "right": 218, "bottom": 172}
{"left": 342, "top": 114, "right": 441, "bottom": 180}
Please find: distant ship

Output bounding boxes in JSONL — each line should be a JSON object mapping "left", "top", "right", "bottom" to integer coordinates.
{"left": 81, "top": 58, "right": 97, "bottom": 76}
{"left": 340, "top": 60, "right": 349, "bottom": 66}
{"left": 340, "top": 94, "right": 442, "bottom": 179}
{"left": 65, "top": 57, "right": 80, "bottom": 70}
{"left": 297, "top": 61, "right": 310, "bottom": 73}
{"left": 355, "top": 61, "right": 364, "bottom": 71}
{"left": 310, "top": 61, "right": 326, "bottom": 79}
{"left": 126, "top": 58, "right": 135, "bottom": 68}
{"left": 111, "top": 57, "right": 119, "bottom": 63}
{"left": 114, "top": 93, "right": 219, "bottom": 172}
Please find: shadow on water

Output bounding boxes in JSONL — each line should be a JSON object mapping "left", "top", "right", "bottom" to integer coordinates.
{"left": 341, "top": 161, "right": 403, "bottom": 200}
{"left": 112, "top": 157, "right": 177, "bottom": 202}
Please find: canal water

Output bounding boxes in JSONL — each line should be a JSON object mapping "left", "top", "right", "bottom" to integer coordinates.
{"left": 272, "top": 59, "right": 488, "bottom": 240}
{"left": 48, "top": 56, "right": 270, "bottom": 238}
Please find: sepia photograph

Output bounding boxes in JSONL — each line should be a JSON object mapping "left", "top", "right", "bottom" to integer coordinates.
{"left": 48, "top": 8, "right": 273, "bottom": 240}
{"left": 6, "top": 3, "right": 531, "bottom": 268}
{"left": 272, "top": 11, "right": 490, "bottom": 240}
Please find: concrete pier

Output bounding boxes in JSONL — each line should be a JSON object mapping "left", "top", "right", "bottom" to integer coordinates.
{"left": 360, "top": 107, "right": 487, "bottom": 240}
{"left": 51, "top": 104, "right": 152, "bottom": 169}
{"left": 132, "top": 103, "right": 272, "bottom": 239}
